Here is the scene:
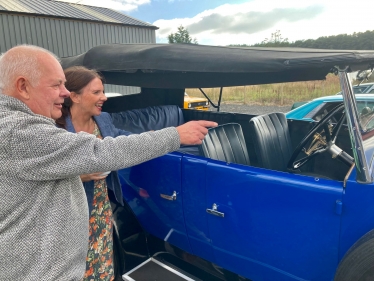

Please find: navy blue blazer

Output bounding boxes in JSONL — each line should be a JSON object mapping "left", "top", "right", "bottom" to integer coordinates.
{"left": 65, "top": 112, "right": 132, "bottom": 214}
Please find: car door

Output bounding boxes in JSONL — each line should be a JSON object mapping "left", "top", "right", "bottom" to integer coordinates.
{"left": 200, "top": 160, "right": 343, "bottom": 281}
{"left": 119, "top": 152, "right": 191, "bottom": 253}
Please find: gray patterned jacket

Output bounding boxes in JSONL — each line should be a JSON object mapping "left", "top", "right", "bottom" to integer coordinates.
{"left": 0, "top": 94, "right": 180, "bottom": 281}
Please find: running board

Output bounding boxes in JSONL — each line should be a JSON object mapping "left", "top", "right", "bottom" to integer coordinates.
{"left": 122, "top": 257, "right": 202, "bottom": 281}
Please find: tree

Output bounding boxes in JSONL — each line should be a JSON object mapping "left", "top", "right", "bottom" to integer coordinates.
{"left": 229, "top": 29, "right": 374, "bottom": 50}
{"left": 262, "top": 30, "right": 289, "bottom": 44}
{"left": 254, "top": 30, "right": 289, "bottom": 47}
{"left": 168, "top": 25, "right": 198, "bottom": 44}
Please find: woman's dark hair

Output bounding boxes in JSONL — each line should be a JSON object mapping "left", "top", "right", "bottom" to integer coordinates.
{"left": 55, "top": 66, "right": 104, "bottom": 129}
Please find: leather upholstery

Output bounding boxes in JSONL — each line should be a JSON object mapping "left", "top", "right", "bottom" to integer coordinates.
{"left": 110, "top": 105, "right": 200, "bottom": 155}
{"left": 199, "top": 123, "right": 250, "bottom": 165}
{"left": 249, "top": 113, "right": 292, "bottom": 171}
{"left": 110, "top": 105, "right": 185, "bottom": 133}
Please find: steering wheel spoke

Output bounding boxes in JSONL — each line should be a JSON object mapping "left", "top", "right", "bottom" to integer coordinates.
{"left": 288, "top": 103, "right": 352, "bottom": 171}
{"left": 332, "top": 114, "right": 346, "bottom": 142}
{"left": 292, "top": 148, "right": 326, "bottom": 169}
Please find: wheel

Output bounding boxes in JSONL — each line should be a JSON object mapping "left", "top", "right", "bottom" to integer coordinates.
{"left": 287, "top": 103, "right": 353, "bottom": 171}
{"left": 335, "top": 229, "right": 374, "bottom": 281}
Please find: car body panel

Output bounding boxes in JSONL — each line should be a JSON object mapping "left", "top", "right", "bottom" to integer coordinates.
{"left": 182, "top": 155, "right": 214, "bottom": 262}
{"left": 336, "top": 82, "right": 374, "bottom": 95}
{"left": 205, "top": 162, "right": 342, "bottom": 281}
{"left": 339, "top": 170, "right": 374, "bottom": 259}
{"left": 59, "top": 44, "right": 374, "bottom": 280}
{"left": 120, "top": 151, "right": 346, "bottom": 280}
{"left": 286, "top": 94, "right": 374, "bottom": 122}
{"left": 119, "top": 153, "right": 192, "bottom": 254}
{"left": 184, "top": 93, "right": 209, "bottom": 110}
{"left": 291, "top": 82, "right": 374, "bottom": 110}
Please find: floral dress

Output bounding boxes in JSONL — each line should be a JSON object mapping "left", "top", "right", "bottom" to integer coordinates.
{"left": 83, "top": 122, "right": 114, "bottom": 281}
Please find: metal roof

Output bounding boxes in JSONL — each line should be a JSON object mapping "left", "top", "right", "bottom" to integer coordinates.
{"left": 0, "top": 0, "right": 156, "bottom": 28}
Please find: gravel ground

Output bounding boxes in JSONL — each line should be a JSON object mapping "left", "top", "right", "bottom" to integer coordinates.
{"left": 212, "top": 103, "right": 291, "bottom": 114}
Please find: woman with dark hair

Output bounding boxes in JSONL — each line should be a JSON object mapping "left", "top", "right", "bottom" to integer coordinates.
{"left": 56, "top": 66, "right": 131, "bottom": 281}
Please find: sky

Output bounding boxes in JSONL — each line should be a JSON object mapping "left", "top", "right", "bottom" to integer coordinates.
{"left": 59, "top": 0, "right": 374, "bottom": 46}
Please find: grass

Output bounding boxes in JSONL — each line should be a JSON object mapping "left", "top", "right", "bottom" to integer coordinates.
{"left": 186, "top": 74, "right": 342, "bottom": 106}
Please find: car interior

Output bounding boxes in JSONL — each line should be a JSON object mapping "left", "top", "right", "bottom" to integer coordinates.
{"left": 198, "top": 123, "right": 250, "bottom": 166}
{"left": 104, "top": 90, "right": 353, "bottom": 183}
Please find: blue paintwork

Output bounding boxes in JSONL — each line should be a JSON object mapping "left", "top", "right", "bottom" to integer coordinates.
{"left": 204, "top": 161, "right": 342, "bottom": 281}
{"left": 286, "top": 99, "right": 326, "bottom": 121}
{"left": 286, "top": 94, "right": 374, "bottom": 121}
{"left": 119, "top": 153, "right": 192, "bottom": 254}
{"left": 118, "top": 149, "right": 374, "bottom": 281}
{"left": 116, "top": 90, "right": 374, "bottom": 280}
{"left": 182, "top": 156, "right": 215, "bottom": 262}
{"left": 339, "top": 169, "right": 374, "bottom": 259}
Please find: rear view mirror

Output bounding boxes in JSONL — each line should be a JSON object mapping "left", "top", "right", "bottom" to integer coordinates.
{"left": 356, "top": 69, "right": 373, "bottom": 82}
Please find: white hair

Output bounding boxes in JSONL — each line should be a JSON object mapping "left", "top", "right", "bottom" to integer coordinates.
{"left": 0, "top": 44, "right": 60, "bottom": 93}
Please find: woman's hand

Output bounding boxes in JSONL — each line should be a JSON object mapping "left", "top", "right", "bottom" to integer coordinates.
{"left": 80, "top": 172, "right": 109, "bottom": 182}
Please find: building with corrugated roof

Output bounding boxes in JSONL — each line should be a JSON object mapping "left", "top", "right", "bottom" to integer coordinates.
{"left": 0, "top": 0, "right": 158, "bottom": 93}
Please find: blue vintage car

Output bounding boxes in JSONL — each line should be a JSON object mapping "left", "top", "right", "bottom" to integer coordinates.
{"left": 61, "top": 44, "right": 374, "bottom": 281}
{"left": 286, "top": 94, "right": 374, "bottom": 122}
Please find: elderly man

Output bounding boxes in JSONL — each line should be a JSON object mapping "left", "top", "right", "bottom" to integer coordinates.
{"left": 0, "top": 45, "right": 217, "bottom": 281}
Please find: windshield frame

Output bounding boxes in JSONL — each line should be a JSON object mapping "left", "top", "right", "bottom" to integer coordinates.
{"left": 339, "top": 68, "right": 372, "bottom": 183}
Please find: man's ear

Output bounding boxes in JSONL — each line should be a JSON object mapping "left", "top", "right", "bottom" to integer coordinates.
{"left": 15, "top": 77, "right": 30, "bottom": 100}
{"left": 69, "top": 91, "right": 81, "bottom": 103}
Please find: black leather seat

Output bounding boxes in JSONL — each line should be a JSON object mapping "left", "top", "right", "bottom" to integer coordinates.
{"left": 249, "top": 113, "right": 292, "bottom": 171}
{"left": 110, "top": 105, "right": 185, "bottom": 133}
{"left": 199, "top": 123, "right": 250, "bottom": 165}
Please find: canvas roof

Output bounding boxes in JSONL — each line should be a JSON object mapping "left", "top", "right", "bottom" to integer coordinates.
{"left": 60, "top": 43, "right": 374, "bottom": 88}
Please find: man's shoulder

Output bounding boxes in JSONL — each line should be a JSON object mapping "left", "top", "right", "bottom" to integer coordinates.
{"left": 0, "top": 95, "right": 54, "bottom": 126}
{"left": 0, "top": 107, "right": 56, "bottom": 138}
{"left": 0, "top": 104, "right": 28, "bottom": 130}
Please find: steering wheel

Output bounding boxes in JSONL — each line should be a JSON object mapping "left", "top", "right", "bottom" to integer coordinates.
{"left": 287, "top": 103, "right": 354, "bottom": 171}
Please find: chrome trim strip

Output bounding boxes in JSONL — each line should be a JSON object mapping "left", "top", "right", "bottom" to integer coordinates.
{"left": 164, "top": 228, "right": 174, "bottom": 241}
{"left": 338, "top": 68, "right": 371, "bottom": 183}
{"left": 122, "top": 258, "right": 152, "bottom": 281}
{"left": 152, "top": 258, "right": 196, "bottom": 281}
{"left": 122, "top": 275, "right": 135, "bottom": 281}
{"left": 122, "top": 258, "right": 196, "bottom": 281}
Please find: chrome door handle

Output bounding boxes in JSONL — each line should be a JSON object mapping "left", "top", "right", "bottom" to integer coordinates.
{"left": 206, "top": 203, "right": 224, "bottom": 217}
{"left": 160, "top": 191, "right": 177, "bottom": 201}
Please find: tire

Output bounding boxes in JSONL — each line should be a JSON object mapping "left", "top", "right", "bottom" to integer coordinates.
{"left": 335, "top": 229, "right": 374, "bottom": 281}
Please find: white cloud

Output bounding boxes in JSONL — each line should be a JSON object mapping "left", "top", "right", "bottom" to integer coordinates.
{"left": 54, "top": 0, "right": 374, "bottom": 45}
{"left": 57, "top": 0, "right": 150, "bottom": 12}
{"left": 154, "top": 0, "right": 374, "bottom": 46}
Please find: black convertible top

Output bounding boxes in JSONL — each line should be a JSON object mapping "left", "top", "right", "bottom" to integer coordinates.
{"left": 60, "top": 44, "right": 374, "bottom": 88}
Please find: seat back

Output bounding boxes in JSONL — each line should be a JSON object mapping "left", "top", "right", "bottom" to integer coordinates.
{"left": 249, "top": 113, "right": 292, "bottom": 171}
{"left": 110, "top": 105, "right": 185, "bottom": 134}
{"left": 199, "top": 123, "right": 250, "bottom": 165}
{"left": 110, "top": 105, "right": 201, "bottom": 155}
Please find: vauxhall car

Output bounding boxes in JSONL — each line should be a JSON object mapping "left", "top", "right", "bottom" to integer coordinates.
{"left": 61, "top": 44, "right": 374, "bottom": 281}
